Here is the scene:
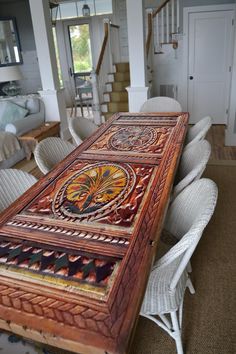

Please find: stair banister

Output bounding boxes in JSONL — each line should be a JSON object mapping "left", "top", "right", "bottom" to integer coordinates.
{"left": 146, "top": 11, "right": 153, "bottom": 57}
{"left": 166, "top": 2, "right": 169, "bottom": 43}
{"left": 161, "top": 8, "right": 164, "bottom": 43}
{"left": 171, "top": 0, "right": 175, "bottom": 33}
{"left": 95, "top": 21, "right": 109, "bottom": 76}
{"left": 94, "top": 20, "right": 121, "bottom": 123}
{"left": 177, "top": 0, "right": 179, "bottom": 33}
{"left": 153, "top": 0, "right": 171, "bottom": 18}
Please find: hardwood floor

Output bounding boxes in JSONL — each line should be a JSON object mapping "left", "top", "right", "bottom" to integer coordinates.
{"left": 207, "top": 125, "right": 236, "bottom": 161}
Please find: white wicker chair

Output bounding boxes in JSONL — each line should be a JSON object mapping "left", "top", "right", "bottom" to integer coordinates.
{"left": 172, "top": 140, "right": 211, "bottom": 198}
{"left": 140, "top": 97, "right": 182, "bottom": 112}
{"left": 34, "top": 137, "right": 75, "bottom": 175}
{"left": 68, "top": 116, "right": 97, "bottom": 146}
{"left": 185, "top": 116, "right": 212, "bottom": 148}
{"left": 140, "top": 178, "right": 218, "bottom": 354}
{"left": 0, "top": 169, "right": 37, "bottom": 213}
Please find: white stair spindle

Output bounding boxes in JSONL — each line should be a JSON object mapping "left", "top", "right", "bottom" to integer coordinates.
{"left": 166, "top": 2, "right": 169, "bottom": 43}
{"left": 161, "top": 8, "right": 164, "bottom": 43}
{"left": 177, "top": 0, "right": 179, "bottom": 33}
{"left": 91, "top": 70, "right": 102, "bottom": 125}
{"left": 171, "top": 0, "right": 175, "bottom": 34}
{"left": 156, "top": 13, "right": 160, "bottom": 50}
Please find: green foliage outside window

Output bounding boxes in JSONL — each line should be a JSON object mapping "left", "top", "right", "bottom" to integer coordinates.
{"left": 70, "top": 24, "right": 92, "bottom": 73}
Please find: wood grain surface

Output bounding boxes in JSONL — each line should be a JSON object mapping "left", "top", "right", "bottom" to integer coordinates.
{"left": 0, "top": 112, "right": 188, "bottom": 354}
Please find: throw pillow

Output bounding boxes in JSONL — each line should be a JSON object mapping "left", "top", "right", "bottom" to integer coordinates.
{"left": 0, "top": 101, "right": 28, "bottom": 131}
{"left": 26, "top": 97, "right": 40, "bottom": 114}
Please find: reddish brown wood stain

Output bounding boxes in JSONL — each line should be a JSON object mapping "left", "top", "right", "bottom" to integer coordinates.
{"left": 0, "top": 112, "right": 188, "bottom": 354}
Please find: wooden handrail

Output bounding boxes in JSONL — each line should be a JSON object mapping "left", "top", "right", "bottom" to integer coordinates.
{"left": 95, "top": 22, "right": 119, "bottom": 75}
{"left": 153, "top": 0, "right": 171, "bottom": 18}
{"left": 146, "top": 12, "right": 153, "bottom": 57}
{"left": 96, "top": 22, "right": 109, "bottom": 75}
{"left": 110, "top": 24, "right": 120, "bottom": 29}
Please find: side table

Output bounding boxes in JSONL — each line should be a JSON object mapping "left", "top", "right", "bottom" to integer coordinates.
{"left": 18, "top": 122, "right": 60, "bottom": 160}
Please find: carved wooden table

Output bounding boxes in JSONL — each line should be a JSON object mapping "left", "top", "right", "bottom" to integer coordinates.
{"left": 0, "top": 112, "right": 188, "bottom": 354}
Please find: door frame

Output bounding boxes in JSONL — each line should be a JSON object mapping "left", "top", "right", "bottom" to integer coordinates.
{"left": 64, "top": 18, "right": 94, "bottom": 94}
{"left": 182, "top": 4, "right": 236, "bottom": 119}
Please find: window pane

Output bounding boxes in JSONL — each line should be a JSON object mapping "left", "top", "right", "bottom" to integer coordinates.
{"left": 94, "top": 0, "right": 112, "bottom": 14}
{"left": 59, "top": 2, "right": 77, "bottom": 19}
{"left": 69, "top": 24, "right": 92, "bottom": 73}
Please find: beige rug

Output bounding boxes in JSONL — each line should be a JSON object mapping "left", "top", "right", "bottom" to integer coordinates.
{"left": 131, "top": 163, "right": 236, "bottom": 354}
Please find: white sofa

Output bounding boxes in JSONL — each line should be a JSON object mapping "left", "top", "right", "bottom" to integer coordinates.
{"left": 0, "top": 96, "right": 45, "bottom": 168}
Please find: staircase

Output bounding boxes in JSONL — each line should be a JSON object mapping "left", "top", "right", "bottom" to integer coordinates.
{"left": 101, "top": 62, "right": 130, "bottom": 121}
{"left": 153, "top": 0, "right": 180, "bottom": 53}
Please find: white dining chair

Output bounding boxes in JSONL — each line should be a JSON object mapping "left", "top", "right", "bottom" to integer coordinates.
{"left": 68, "top": 116, "right": 97, "bottom": 146}
{"left": 185, "top": 116, "right": 212, "bottom": 148}
{"left": 0, "top": 169, "right": 37, "bottom": 213}
{"left": 140, "top": 178, "right": 218, "bottom": 354}
{"left": 34, "top": 137, "right": 75, "bottom": 175}
{"left": 172, "top": 140, "right": 211, "bottom": 198}
{"left": 140, "top": 97, "right": 182, "bottom": 112}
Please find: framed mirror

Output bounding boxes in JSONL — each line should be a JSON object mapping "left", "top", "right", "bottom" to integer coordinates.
{"left": 0, "top": 17, "right": 23, "bottom": 67}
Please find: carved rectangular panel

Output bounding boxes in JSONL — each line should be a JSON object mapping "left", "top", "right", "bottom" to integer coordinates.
{"left": 0, "top": 112, "right": 188, "bottom": 354}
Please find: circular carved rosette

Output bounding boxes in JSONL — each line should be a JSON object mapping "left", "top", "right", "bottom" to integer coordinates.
{"left": 109, "top": 126, "right": 158, "bottom": 151}
{"left": 52, "top": 162, "right": 136, "bottom": 222}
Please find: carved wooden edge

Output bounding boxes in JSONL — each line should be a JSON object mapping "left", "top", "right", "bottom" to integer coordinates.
{"left": 0, "top": 278, "right": 115, "bottom": 354}
{"left": 0, "top": 317, "right": 105, "bottom": 354}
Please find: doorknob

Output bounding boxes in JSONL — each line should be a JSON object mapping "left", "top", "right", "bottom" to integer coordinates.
{"left": 189, "top": 76, "right": 194, "bottom": 80}
{"left": 69, "top": 67, "right": 73, "bottom": 77}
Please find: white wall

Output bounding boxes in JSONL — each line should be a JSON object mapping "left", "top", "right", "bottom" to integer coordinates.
{"left": 114, "top": 0, "right": 129, "bottom": 62}
{"left": 0, "top": 0, "right": 42, "bottom": 94}
{"left": 146, "top": 0, "right": 236, "bottom": 111}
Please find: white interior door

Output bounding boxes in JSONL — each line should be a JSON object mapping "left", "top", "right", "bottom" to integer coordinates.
{"left": 187, "top": 10, "right": 234, "bottom": 124}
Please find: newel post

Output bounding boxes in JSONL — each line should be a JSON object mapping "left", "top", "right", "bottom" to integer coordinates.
{"left": 91, "top": 70, "right": 102, "bottom": 126}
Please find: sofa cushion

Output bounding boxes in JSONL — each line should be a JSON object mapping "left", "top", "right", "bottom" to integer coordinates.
{"left": 0, "top": 101, "right": 28, "bottom": 130}
{"left": 26, "top": 97, "right": 40, "bottom": 114}
{"left": 12, "top": 98, "right": 27, "bottom": 109}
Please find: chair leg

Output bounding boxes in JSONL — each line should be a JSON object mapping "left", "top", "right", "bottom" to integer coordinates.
{"left": 70, "top": 105, "right": 73, "bottom": 117}
{"left": 187, "top": 277, "right": 195, "bottom": 294}
{"left": 170, "top": 311, "right": 184, "bottom": 354}
{"left": 187, "top": 261, "right": 192, "bottom": 273}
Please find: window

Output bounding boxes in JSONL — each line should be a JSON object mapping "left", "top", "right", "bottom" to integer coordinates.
{"left": 57, "top": 0, "right": 112, "bottom": 20}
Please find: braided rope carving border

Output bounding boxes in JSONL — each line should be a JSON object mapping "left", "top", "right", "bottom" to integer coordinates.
{"left": 6, "top": 220, "right": 130, "bottom": 246}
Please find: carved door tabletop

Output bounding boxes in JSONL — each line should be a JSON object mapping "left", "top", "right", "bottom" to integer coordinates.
{"left": 0, "top": 112, "right": 188, "bottom": 354}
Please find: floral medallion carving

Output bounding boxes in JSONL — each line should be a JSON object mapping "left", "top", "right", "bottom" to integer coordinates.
{"left": 52, "top": 162, "right": 136, "bottom": 221}
{"left": 109, "top": 126, "right": 157, "bottom": 151}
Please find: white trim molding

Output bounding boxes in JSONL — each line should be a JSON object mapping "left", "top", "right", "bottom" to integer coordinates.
{"left": 126, "top": 86, "right": 149, "bottom": 112}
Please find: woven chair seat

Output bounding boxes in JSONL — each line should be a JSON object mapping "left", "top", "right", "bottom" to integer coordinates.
{"left": 0, "top": 169, "right": 37, "bottom": 213}
{"left": 173, "top": 139, "right": 211, "bottom": 198}
{"left": 34, "top": 137, "right": 75, "bottom": 175}
{"left": 140, "top": 96, "right": 182, "bottom": 112}
{"left": 68, "top": 116, "right": 97, "bottom": 146}
{"left": 185, "top": 116, "right": 212, "bottom": 148}
{"left": 141, "top": 257, "right": 188, "bottom": 315}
